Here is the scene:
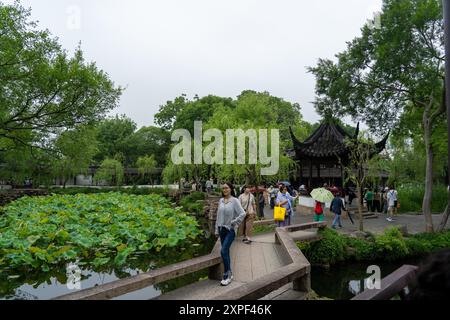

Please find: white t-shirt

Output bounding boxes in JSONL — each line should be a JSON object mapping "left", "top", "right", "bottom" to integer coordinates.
{"left": 387, "top": 190, "right": 398, "bottom": 207}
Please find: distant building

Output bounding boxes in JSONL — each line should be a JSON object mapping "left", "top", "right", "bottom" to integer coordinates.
{"left": 287, "top": 122, "right": 389, "bottom": 190}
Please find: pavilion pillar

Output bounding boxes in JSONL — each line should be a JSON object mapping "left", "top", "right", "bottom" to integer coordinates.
{"left": 299, "top": 163, "right": 303, "bottom": 186}
{"left": 309, "top": 159, "right": 313, "bottom": 190}
{"left": 317, "top": 164, "right": 321, "bottom": 186}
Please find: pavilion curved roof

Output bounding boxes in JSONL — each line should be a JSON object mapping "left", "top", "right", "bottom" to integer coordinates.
{"left": 289, "top": 122, "right": 388, "bottom": 160}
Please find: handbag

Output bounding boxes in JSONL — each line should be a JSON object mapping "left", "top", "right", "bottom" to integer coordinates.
{"left": 274, "top": 205, "right": 286, "bottom": 221}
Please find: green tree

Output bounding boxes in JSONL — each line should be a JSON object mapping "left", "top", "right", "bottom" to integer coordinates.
{"left": 309, "top": 0, "right": 445, "bottom": 232}
{"left": 154, "top": 95, "right": 189, "bottom": 130}
{"left": 137, "top": 155, "right": 157, "bottom": 185}
{"left": 94, "top": 115, "right": 136, "bottom": 165}
{"left": 53, "top": 126, "right": 98, "bottom": 188}
{"left": 163, "top": 91, "right": 305, "bottom": 187}
{"left": 154, "top": 94, "right": 236, "bottom": 134}
{"left": 0, "top": 2, "right": 122, "bottom": 150}
{"left": 95, "top": 158, "right": 124, "bottom": 186}
{"left": 343, "top": 133, "right": 380, "bottom": 231}
{"left": 130, "top": 126, "right": 171, "bottom": 167}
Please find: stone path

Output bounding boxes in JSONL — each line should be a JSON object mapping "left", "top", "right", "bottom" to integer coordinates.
{"left": 156, "top": 233, "right": 287, "bottom": 300}
{"left": 262, "top": 206, "right": 449, "bottom": 235}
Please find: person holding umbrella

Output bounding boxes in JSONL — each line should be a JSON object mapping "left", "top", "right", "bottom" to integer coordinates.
{"left": 310, "top": 187, "right": 334, "bottom": 223}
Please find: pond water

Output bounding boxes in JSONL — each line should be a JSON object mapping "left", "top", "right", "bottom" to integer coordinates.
{"left": 0, "top": 218, "right": 217, "bottom": 300}
{"left": 310, "top": 256, "right": 425, "bottom": 300}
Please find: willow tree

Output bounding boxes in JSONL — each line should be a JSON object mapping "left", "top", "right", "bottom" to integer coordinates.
{"left": 162, "top": 91, "right": 308, "bottom": 189}
{"left": 137, "top": 155, "right": 157, "bottom": 185}
{"left": 309, "top": 0, "right": 446, "bottom": 232}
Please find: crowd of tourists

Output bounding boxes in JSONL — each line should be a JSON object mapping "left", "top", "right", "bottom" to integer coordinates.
{"left": 206, "top": 178, "right": 402, "bottom": 287}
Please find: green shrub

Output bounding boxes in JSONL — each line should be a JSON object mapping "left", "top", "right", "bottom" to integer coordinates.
{"left": 397, "top": 184, "right": 447, "bottom": 213}
{"left": 179, "top": 192, "right": 207, "bottom": 214}
{"left": 297, "top": 228, "right": 346, "bottom": 265}
{"left": 188, "top": 192, "right": 207, "bottom": 201}
{"left": 409, "top": 231, "right": 450, "bottom": 250}
{"left": 297, "top": 228, "right": 450, "bottom": 266}
{"left": 344, "top": 237, "right": 377, "bottom": 261}
{"left": 374, "top": 227, "right": 409, "bottom": 261}
{"left": 48, "top": 186, "right": 170, "bottom": 196}
{"left": 404, "top": 237, "right": 433, "bottom": 256}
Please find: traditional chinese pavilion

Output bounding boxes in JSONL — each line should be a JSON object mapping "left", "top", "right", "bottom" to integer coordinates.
{"left": 287, "top": 122, "right": 389, "bottom": 190}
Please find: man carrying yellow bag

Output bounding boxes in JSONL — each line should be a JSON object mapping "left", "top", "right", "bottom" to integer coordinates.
{"left": 275, "top": 184, "right": 298, "bottom": 227}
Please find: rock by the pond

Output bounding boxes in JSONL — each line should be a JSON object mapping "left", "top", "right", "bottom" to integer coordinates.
{"left": 394, "top": 224, "right": 409, "bottom": 236}
{"left": 204, "top": 196, "right": 220, "bottom": 220}
{"left": 349, "top": 231, "right": 370, "bottom": 239}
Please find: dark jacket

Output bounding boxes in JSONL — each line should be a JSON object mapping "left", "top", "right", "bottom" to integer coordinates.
{"left": 331, "top": 197, "right": 346, "bottom": 215}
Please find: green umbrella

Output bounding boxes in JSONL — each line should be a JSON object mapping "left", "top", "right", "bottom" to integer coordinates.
{"left": 310, "top": 188, "right": 334, "bottom": 203}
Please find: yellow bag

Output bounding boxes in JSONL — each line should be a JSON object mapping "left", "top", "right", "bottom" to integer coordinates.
{"left": 274, "top": 205, "right": 286, "bottom": 222}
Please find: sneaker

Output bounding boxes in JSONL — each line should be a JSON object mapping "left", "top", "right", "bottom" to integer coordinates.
{"left": 220, "top": 272, "right": 233, "bottom": 286}
{"left": 244, "top": 239, "right": 252, "bottom": 244}
{"left": 242, "top": 237, "right": 247, "bottom": 242}
{"left": 386, "top": 217, "right": 392, "bottom": 222}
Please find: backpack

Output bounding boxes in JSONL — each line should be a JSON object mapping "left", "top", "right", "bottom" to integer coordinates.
{"left": 314, "top": 201, "right": 323, "bottom": 215}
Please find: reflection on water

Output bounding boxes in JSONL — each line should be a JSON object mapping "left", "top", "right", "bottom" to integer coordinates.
{"left": 311, "top": 257, "right": 424, "bottom": 300}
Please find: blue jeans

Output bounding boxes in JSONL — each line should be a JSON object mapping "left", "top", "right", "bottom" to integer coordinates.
{"left": 332, "top": 213, "right": 342, "bottom": 228}
{"left": 276, "top": 213, "right": 291, "bottom": 227}
{"left": 219, "top": 227, "right": 235, "bottom": 275}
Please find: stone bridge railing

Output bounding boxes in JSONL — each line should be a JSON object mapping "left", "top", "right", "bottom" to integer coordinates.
{"left": 53, "top": 220, "right": 325, "bottom": 300}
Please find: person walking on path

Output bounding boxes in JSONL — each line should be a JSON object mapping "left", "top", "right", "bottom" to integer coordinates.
{"left": 275, "top": 184, "right": 298, "bottom": 227}
{"left": 331, "top": 192, "right": 347, "bottom": 229}
{"left": 258, "top": 190, "right": 266, "bottom": 219}
{"left": 365, "top": 188, "right": 374, "bottom": 212}
{"left": 386, "top": 186, "right": 398, "bottom": 222}
{"left": 313, "top": 200, "right": 325, "bottom": 222}
{"left": 269, "top": 185, "right": 279, "bottom": 209}
{"left": 383, "top": 187, "right": 389, "bottom": 214}
{"left": 215, "top": 183, "right": 246, "bottom": 286}
{"left": 206, "top": 177, "right": 213, "bottom": 195}
{"left": 238, "top": 185, "right": 257, "bottom": 244}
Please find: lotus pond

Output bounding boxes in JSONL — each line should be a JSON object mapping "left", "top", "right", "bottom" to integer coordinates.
{"left": 0, "top": 192, "right": 215, "bottom": 299}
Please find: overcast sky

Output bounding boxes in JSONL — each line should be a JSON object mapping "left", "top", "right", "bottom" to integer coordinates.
{"left": 6, "top": 0, "right": 382, "bottom": 128}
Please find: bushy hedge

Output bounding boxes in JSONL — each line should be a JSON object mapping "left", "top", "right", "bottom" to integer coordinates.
{"left": 48, "top": 186, "right": 170, "bottom": 196}
{"left": 297, "top": 227, "right": 450, "bottom": 265}
{"left": 179, "top": 192, "right": 207, "bottom": 215}
{"left": 396, "top": 184, "right": 447, "bottom": 213}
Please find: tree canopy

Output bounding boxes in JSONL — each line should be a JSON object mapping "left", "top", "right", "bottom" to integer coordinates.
{"left": 0, "top": 2, "right": 122, "bottom": 151}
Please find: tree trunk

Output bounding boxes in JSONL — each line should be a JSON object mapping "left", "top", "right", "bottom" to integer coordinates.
{"left": 437, "top": 184, "right": 450, "bottom": 232}
{"left": 357, "top": 183, "right": 364, "bottom": 232}
{"left": 437, "top": 204, "right": 449, "bottom": 232}
{"left": 422, "top": 119, "right": 435, "bottom": 233}
{"left": 357, "top": 165, "right": 364, "bottom": 232}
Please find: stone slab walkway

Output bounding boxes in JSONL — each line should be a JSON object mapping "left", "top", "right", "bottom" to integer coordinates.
{"left": 155, "top": 233, "right": 286, "bottom": 300}
{"left": 262, "top": 206, "right": 449, "bottom": 235}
